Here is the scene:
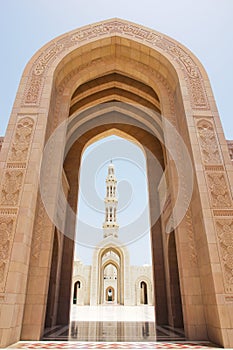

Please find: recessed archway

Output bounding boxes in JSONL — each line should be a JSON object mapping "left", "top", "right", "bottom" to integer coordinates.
{"left": 105, "top": 285, "right": 115, "bottom": 303}
{"left": 73, "top": 281, "right": 81, "bottom": 305}
{"left": 140, "top": 281, "right": 148, "bottom": 305}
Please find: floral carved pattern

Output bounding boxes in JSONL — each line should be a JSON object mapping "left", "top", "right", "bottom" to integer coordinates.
{"left": 23, "top": 20, "right": 209, "bottom": 109}
{"left": 215, "top": 219, "right": 233, "bottom": 292}
{"left": 0, "top": 216, "right": 14, "bottom": 290}
{"left": 197, "top": 119, "right": 222, "bottom": 164}
{"left": 0, "top": 170, "right": 24, "bottom": 206}
{"left": 207, "top": 173, "right": 232, "bottom": 208}
{"left": 9, "top": 117, "right": 34, "bottom": 162}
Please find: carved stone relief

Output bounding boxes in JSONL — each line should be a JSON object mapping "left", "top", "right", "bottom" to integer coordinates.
{"left": 207, "top": 173, "right": 232, "bottom": 208}
{"left": 9, "top": 117, "right": 34, "bottom": 162}
{"left": 0, "top": 216, "right": 15, "bottom": 292}
{"left": 196, "top": 119, "right": 222, "bottom": 164}
{"left": 168, "top": 46, "right": 208, "bottom": 108}
{"left": 23, "top": 20, "right": 209, "bottom": 110}
{"left": 0, "top": 115, "right": 36, "bottom": 293}
{"left": 24, "top": 76, "right": 43, "bottom": 105}
{"left": 215, "top": 219, "right": 233, "bottom": 293}
{"left": 0, "top": 170, "right": 24, "bottom": 206}
{"left": 31, "top": 197, "right": 49, "bottom": 260}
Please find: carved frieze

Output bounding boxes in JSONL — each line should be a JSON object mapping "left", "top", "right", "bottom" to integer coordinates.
{"left": 168, "top": 46, "right": 208, "bottom": 108}
{"left": 33, "top": 44, "right": 64, "bottom": 76}
{"left": 24, "top": 44, "right": 64, "bottom": 105}
{"left": 9, "top": 117, "right": 34, "bottom": 162}
{"left": 207, "top": 173, "right": 232, "bottom": 208}
{"left": 23, "top": 20, "right": 209, "bottom": 110}
{"left": 196, "top": 119, "right": 222, "bottom": 164}
{"left": 215, "top": 219, "right": 233, "bottom": 293}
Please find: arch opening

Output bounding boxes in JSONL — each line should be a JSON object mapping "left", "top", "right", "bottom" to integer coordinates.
{"left": 42, "top": 78, "right": 187, "bottom": 341}
{"left": 140, "top": 281, "right": 148, "bottom": 305}
{"left": 73, "top": 281, "right": 81, "bottom": 305}
{"left": 14, "top": 19, "right": 224, "bottom": 346}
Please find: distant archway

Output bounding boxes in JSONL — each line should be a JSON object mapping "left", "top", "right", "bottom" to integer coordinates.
{"left": 106, "top": 286, "right": 115, "bottom": 302}
{"left": 98, "top": 246, "right": 122, "bottom": 305}
{"left": 73, "top": 281, "right": 81, "bottom": 305}
{"left": 140, "top": 281, "right": 148, "bottom": 305}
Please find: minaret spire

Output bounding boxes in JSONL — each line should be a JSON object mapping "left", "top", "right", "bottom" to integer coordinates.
{"left": 103, "top": 161, "right": 119, "bottom": 238}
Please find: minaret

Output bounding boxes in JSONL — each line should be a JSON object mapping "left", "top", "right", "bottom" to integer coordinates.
{"left": 103, "top": 161, "right": 119, "bottom": 238}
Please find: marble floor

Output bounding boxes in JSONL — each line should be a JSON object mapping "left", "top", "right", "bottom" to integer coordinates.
{"left": 70, "top": 305, "right": 156, "bottom": 322}
{"left": 8, "top": 306, "right": 220, "bottom": 349}
{"left": 42, "top": 305, "right": 184, "bottom": 342}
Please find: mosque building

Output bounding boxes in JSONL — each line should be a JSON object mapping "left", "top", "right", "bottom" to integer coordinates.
{"left": 72, "top": 162, "right": 154, "bottom": 306}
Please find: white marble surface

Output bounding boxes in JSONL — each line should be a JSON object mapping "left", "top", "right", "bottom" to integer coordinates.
{"left": 70, "top": 305, "right": 156, "bottom": 322}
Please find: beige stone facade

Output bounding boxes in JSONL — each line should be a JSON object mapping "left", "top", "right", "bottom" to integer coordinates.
{"left": 72, "top": 255, "right": 154, "bottom": 306}
{"left": 0, "top": 19, "right": 233, "bottom": 348}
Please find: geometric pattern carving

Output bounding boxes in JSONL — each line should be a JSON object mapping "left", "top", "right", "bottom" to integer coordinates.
{"left": 197, "top": 119, "right": 222, "bottom": 164}
{"left": 0, "top": 170, "right": 24, "bottom": 206}
{"left": 0, "top": 216, "right": 15, "bottom": 291}
{"left": 204, "top": 165, "right": 224, "bottom": 172}
{"left": 23, "top": 20, "right": 209, "bottom": 110}
{"left": 9, "top": 117, "right": 34, "bottom": 162}
{"left": 206, "top": 173, "right": 232, "bottom": 208}
{"left": 215, "top": 219, "right": 233, "bottom": 293}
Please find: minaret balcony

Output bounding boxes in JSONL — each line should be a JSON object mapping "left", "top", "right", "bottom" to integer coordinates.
{"left": 104, "top": 198, "right": 118, "bottom": 203}
{"left": 103, "top": 222, "right": 119, "bottom": 229}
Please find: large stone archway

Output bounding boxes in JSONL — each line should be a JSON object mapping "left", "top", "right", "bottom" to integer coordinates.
{"left": 0, "top": 19, "right": 233, "bottom": 348}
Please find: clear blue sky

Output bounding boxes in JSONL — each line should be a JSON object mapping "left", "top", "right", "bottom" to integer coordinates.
{"left": 0, "top": 0, "right": 233, "bottom": 138}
